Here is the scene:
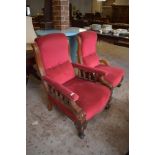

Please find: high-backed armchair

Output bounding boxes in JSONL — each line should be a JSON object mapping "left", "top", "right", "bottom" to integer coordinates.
{"left": 33, "top": 33, "right": 112, "bottom": 139}
{"left": 77, "top": 31, "right": 125, "bottom": 89}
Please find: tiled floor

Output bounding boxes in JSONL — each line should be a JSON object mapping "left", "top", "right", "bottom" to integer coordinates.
{"left": 26, "top": 41, "right": 129, "bottom": 155}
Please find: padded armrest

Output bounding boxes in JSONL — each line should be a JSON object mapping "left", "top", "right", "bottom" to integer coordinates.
{"left": 43, "top": 76, "right": 79, "bottom": 102}
{"left": 72, "top": 63, "right": 106, "bottom": 75}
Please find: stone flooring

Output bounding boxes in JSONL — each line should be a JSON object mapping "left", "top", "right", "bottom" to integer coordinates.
{"left": 26, "top": 41, "right": 129, "bottom": 155}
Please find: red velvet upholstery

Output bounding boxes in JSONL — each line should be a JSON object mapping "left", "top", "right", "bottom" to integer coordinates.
{"left": 45, "top": 61, "right": 75, "bottom": 84}
{"left": 35, "top": 34, "right": 75, "bottom": 84}
{"left": 64, "top": 77, "right": 111, "bottom": 120}
{"left": 79, "top": 31, "right": 125, "bottom": 87}
{"left": 35, "top": 33, "right": 111, "bottom": 123}
{"left": 95, "top": 64, "right": 124, "bottom": 87}
{"left": 44, "top": 75, "right": 79, "bottom": 102}
{"left": 48, "top": 95, "right": 78, "bottom": 121}
{"left": 83, "top": 53, "right": 99, "bottom": 67}
{"left": 79, "top": 31, "right": 99, "bottom": 67}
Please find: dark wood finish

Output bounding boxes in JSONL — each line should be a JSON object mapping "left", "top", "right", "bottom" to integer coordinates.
{"left": 44, "top": 0, "right": 52, "bottom": 22}
{"left": 112, "top": 5, "right": 129, "bottom": 24}
{"left": 97, "top": 32, "right": 129, "bottom": 48}
{"left": 70, "top": 12, "right": 110, "bottom": 28}
{"left": 75, "top": 121, "right": 87, "bottom": 139}
{"left": 31, "top": 0, "right": 53, "bottom": 30}
{"left": 111, "top": 23, "right": 129, "bottom": 29}
{"left": 69, "top": 3, "right": 72, "bottom": 22}
{"left": 43, "top": 0, "right": 53, "bottom": 29}
{"left": 32, "top": 43, "right": 53, "bottom": 110}
{"left": 26, "top": 44, "right": 41, "bottom": 84}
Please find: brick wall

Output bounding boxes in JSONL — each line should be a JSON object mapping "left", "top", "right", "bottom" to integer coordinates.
{"left": 52, "top": 0, "right": 70, "bottom": 30}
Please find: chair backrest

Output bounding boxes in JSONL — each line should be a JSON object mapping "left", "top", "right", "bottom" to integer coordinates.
{"left": 78, "top": 31, "right": 99, "bottom": 67}
{"left": 35, "top": 33, "right": 75, "bottom": 84}
{"left": 26, "top": 16, "right": 37, "bottom": 44}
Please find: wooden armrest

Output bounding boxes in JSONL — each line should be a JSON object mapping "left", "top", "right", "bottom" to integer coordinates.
{"left": 72, "top": 63, "right": 105, "bottom": 81}
{"left": 99, "top": 58, "right": 110, "bottom": 66}
{"left": 43, "top": 76, "right": 79, "bottom": 102}
{"left": 72, "top": 63, "right": 113, "bottom": 89}
{"left": 72, "top": 63, "right": 106, "bottom": 75}
{"left": 43, "top": 76, "right": 86, "bottom": 120}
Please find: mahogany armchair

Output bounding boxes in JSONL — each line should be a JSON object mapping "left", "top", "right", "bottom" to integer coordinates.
{"left": 77, "top": 31, "right": 125, "bottom": 89}
{"left": 33, "top": 33, "right": 112, "bottom": 139}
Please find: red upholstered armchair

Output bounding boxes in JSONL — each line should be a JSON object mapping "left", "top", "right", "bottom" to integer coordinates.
{"left": 33, "top": 33, "right": 112, "bottom": 139}
{"left": 77, "top": 31, "right": 125, "bottom": 89}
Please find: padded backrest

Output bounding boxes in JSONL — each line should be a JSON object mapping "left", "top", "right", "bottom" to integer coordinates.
{"left": 79, "top": 31, "right": 99, "bottom": 67}
{"left": 35, "top": 33, "right": 75, "bottom": 84}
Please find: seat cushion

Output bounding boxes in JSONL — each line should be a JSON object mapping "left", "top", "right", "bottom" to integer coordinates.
{"left": 64, "top": 77, "right": 111, "bottom": 120}
{"left": 95, "top": 64, "right": 125, "bottom": 87}
{"left": 46, "top": 61, "right": 75, "bottom": 84}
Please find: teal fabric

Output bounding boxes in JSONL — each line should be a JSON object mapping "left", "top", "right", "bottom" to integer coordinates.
{"left": 35, "top": 28, "right": 80, "bottom": 37}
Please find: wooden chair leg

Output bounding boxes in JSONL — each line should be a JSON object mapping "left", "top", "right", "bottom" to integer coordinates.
{"left": 26, "top": 74, "right": 29, "bottom": 85}
{"left": 117, "top": 83, "right": 121, "bottom": 87}
{"left": 75, "top": 121, "right": 87, "bottom": 139}
{"left": 47, "top": 102, "right": 53, "bottom": 111}
{"left": 105, "top": 103, "right": 111, "bottom": 110}
{"left": 105, "top": 94, "right": 112, "bottom": 110}
{"left": 117, "top": 77, "right": 124, "bottom": 87}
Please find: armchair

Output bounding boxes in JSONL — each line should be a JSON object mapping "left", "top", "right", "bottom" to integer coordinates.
{"left": 33, "top": 33, "right": 112, "bottom": 139}
{"left": 77, "top": 31, "right": 125, "bottom": 88}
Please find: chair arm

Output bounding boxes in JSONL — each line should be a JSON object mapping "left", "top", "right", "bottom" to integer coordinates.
{"left": 99, "top": 58, "right": 110, "bottom": 66}
{"left": 43, "top": 76, "right": 86, "bottom": 121}
{"left": 72, "top": 63, "right": 113, "bottom": 89}
{"left": 72, "top": 63, "right": 106, "bottom": 75}
{"left": 43, "top": 76, "right": 79, "bottom": 102}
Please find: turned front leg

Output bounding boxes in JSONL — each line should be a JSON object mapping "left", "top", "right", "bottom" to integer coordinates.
{"left": 75, "top": 121, "right": 87, "bottom": 139}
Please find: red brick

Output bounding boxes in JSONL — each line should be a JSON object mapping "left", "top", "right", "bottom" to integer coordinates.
{"left": 52, "top": 0, "right": 69, "bottom": 30}
{"left": 52, "top": 1, "right": 61, "bottom": 5}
